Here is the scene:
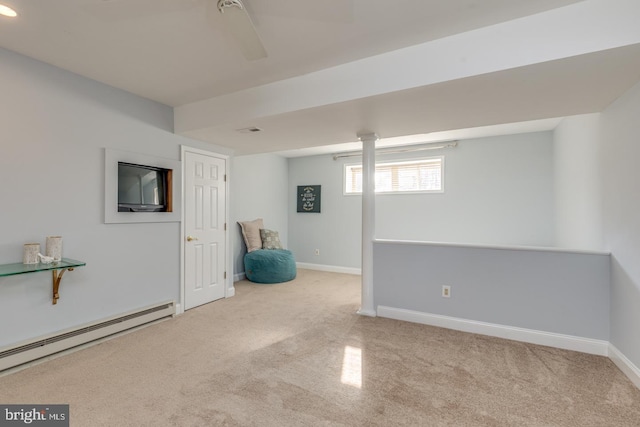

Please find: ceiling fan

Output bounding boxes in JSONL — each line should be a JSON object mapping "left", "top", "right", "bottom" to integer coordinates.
{"left": 217, "top": 0, "right": 267, "bottom": 60}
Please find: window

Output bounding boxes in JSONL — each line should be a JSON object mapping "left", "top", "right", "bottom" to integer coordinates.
{"left": 344, "top": 157, "right": 443, "bottom": 194}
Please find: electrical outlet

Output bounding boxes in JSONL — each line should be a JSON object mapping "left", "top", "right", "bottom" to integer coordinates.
{"left": 442, "top": 285, "right": 451, "bottom": 298}
{"left": 314, "top": 249, "right": 320, "bottom": 256}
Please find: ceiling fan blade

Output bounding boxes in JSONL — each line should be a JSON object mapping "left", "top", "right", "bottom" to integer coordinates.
{"left": 217, "top": 0, "right": 267, "bottom": 60}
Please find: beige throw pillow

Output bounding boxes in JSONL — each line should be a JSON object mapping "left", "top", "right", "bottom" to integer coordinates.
{"left": 238, "top": 218, "right": 264, "bottom": 252}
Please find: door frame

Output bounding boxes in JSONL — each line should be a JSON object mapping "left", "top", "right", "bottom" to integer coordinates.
{"left": 178, "top": 145, "right": 233, "bottom": 315}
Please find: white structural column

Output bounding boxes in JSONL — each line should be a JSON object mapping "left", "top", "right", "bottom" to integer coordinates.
{"left": 357, "top": 133, "right": 378, "bottom": 317}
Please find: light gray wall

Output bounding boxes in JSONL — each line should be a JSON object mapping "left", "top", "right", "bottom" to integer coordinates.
{"left": 0, "top": 48, "right": 224, "bottom": 348}
{"left": 231, "top": 153, "right": 289, "bottom": 277}
{"left": 600, "top": 81, "right": 640, "bottom": 368}
{"left": 373, "top": 241, "right": 610, "bottom": 340}
{"left": 377, "top": 133, "right": 555, "bottom": 245}
{"left": 288, "top": 154, "right": 362, "bottom": 268}
{"left": 554, "top": 114, "right": 603, "bottom": 250}
{"left": 288, "top": 132, "right": 555, "bottom": 269}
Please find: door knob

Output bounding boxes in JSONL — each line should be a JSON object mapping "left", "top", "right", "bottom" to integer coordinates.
{"left": 186, "top": 236, "right": 198, "bottom": 242}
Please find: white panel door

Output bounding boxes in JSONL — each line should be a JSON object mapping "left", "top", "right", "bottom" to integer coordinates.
{"left": 184, "top": 151, "right": 226, "bottom": 310}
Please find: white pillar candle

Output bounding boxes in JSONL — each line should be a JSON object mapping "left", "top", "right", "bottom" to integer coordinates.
{"left": 23, "top": 243, "right": 40, "bottom": 264}
{"left": 46, "top": 236, "right": 63, "bottom": 261}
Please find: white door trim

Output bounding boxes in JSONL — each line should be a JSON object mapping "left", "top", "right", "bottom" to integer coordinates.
{"left": 178, "top": 145, "right": 233, "bottom": 315}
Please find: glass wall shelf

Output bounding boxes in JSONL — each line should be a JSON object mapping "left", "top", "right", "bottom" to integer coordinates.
{"left": 0, "top": 258, "right": 86, "bottom": 304}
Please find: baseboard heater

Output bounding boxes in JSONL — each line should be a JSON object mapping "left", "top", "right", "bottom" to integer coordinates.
{"left": 0, "top": 301, "right": 175, "bottom": 372}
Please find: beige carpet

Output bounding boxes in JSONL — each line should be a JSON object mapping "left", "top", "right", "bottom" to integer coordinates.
{"left": 1, "top": 269, "right": 639, "bottom": 426}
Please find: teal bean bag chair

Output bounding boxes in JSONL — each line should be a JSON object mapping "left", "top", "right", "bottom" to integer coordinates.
{"left": 244, "top": 249, "right": 297, "bottom": 284}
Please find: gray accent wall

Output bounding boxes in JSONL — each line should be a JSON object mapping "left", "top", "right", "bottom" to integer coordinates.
{"left": 0, "top": 48, "right": 227, "bottom": 348}
{"left": 373, "top": 240, "right": 610, "bottom": 340}
{"left": 231, "top": 153, "right": 289, "bottom": 277}
{"left": 600, "top": 81, "right": 640, "bottom": 369}
{"left": 288, "top": 132, "right": 555, "bottom": 269}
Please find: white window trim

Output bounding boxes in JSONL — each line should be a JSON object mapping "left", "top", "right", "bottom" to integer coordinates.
{"left": 343, "top": 155, "right": 445, "bottom": 196}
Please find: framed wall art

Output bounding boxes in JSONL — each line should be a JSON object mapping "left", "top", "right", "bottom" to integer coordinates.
{"left": 297, "top": 185, "right": 321, "bottom": 213}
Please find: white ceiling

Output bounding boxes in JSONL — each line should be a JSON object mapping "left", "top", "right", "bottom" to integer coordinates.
{"left": 1, "top": 0, "right": 639, "bottom": 156}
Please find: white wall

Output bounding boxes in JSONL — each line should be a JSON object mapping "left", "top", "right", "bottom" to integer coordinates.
{"left": 288, "top": 132, "right": 555, "bottom": 269}
{"left": 231, "top": 153, "right": 289, "bottom": 277}
{"left": 554, "top": 114, "right": 603, "bottom": 249}
{"left": 600, "top": 81, "right": 640, "bottom": 370}
{"left": 0, "top": 48, "right": 225, "bottom": 348}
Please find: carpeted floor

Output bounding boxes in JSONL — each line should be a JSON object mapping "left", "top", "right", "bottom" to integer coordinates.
{"left": 1, "top": 269, "right": 639, "bottom": 426}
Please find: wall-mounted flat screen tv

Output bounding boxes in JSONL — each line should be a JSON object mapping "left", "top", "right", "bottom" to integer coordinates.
{"left": 118, "top": 162, "right": 171, "bottom": 212}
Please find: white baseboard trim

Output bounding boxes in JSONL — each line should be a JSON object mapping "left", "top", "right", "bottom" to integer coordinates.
{"left": 609, "top": 344, "right": 640, "bottom": 389}
{"left": 234, "top": 273, "right": 246, "bottom": 282}
{"left": 357, "top": 309, "right": 377, "bottom": 317}
{"left": 175, "top": 303, "right": 184, "bottom": 316}
{"left": 226, "top": 286, "right": 236, "bottom": 297}
{"left": 296, "top": 262, "right": 361, "bottom": 275}
{"left": 376, "top": 306, "right": 609, "bottom": 356}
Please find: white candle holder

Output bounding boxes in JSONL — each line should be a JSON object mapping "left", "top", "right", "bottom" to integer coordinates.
{"left": 23, "top": 243, "right": 40, "bottom": 264}
{"left": 46, "top": 236, "right": 63, "bottom": 262}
